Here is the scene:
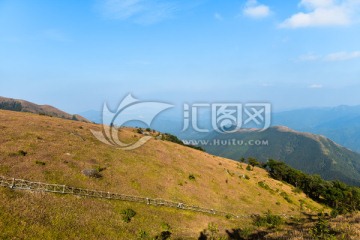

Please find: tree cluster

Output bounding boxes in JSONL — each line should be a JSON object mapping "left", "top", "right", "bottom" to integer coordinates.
{"left": 162, "top": 133, "right": 205, "bottom": 152}
{"left": 266, "top": 159, "right": 360, "bottom": 213}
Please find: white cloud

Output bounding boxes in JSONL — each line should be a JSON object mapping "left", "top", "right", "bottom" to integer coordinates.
{"left": 243, "top": 0, "right": 271, "bottom": 19}
{"left": 324, "top": 51, "right": 360, "bottom": 61}
{"left": 280, "top": 0, "right": 360, "bottom": 28}
{"left": 308, "top": 84, "right": 324, "bottom": 89}
{"left": 214, "top": 12, "right": 223, "bottom": 21}
{"left": 99, "top": 0, "right": 178, "bottom": 24}
{"left": 299, "top": 51, "right": 360, "bottom": 61}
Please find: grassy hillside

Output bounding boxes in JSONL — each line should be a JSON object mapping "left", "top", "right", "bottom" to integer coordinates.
{"left": 203, "top": 126, "right": 360, "bottom": 186}
{"left": 0, "top": 110, "right": 329, "bottom": 239}
{"left": 0, "top": 96, "right": 89, "bottom": 122}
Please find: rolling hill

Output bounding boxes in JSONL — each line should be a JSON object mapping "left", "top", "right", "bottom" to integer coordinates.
{"left": 0, "top": 96, "right": 89, "bottom": 122}
{"left": 202, "top": 126, "right": 360, "bottom": 186}
{"left": 0, "top": 109, "right": 328, "bottom": 239}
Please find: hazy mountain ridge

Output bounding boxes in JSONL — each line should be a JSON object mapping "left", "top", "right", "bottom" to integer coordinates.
{"left": 203, "top": 126, "right": 360, "bottom": 186}
{"left": 273, "top": 105, "right": 360, "bottom": 152}
{"left": 0, "top": 96, "right": 89, "bottom": 122}
{"left": 82, "top": 105, "right": 360, "bottom": 154}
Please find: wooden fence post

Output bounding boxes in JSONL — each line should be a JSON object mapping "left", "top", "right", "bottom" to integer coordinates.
{"left": 11, "top": 178, "right": 15, "bottom": 189}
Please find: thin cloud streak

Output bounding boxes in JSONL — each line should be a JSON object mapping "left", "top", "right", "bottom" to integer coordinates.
{"left": 299, "top": 51, "right": 360, "bottom": 62}
{"left": 99, "top": 0, "right": 179, "bottom": 25}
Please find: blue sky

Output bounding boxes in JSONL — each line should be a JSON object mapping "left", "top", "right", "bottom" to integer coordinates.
{"left": 1, "top": 0, "right": 360, "bottom": 113}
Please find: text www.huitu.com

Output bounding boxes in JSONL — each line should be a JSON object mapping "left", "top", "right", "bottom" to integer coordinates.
{"left": 182, "top": 139, "right": 269, "bottom": 146}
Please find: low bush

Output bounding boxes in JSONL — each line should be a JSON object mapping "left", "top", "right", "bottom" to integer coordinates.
{"left": 121, "top": 208, "right": 136, "bottom": 223}
{"left": 9, "top": 150, "right": 27, "bottom": 157}
{"left": 253, "top": 210, "right": 284, "bottom": 228}
{"left": 280, "top": 192, "right": 293, "bottom": 204}
{"left": 35, "top": 161, "right": 46, "bottom": 166}
{"left": 309, "top": 216, "right": 336, "bottom": 240}
{"left": 188, "top": 174, "right": 196, "bottom": 181}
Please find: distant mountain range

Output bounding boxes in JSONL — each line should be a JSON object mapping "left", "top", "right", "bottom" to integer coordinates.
{"left": 0, "top": 96, "right": 89, "bottom": 122}
{"left": 2, "top": 97, "right": 360, "bottom": 185}
{"left": 81, "top": 105, "right": 360, "bottom": 153}
{"left": 202, "top": 126, "right": 360, "bottom": 186}
{"left": 273, "top": 105, "right": 360, "bottom": 153}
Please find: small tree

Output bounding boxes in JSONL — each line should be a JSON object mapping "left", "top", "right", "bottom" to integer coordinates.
{"left": 248, "top": 157, "right": 260, "bottom": 168}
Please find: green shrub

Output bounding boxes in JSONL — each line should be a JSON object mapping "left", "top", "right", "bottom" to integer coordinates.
{"left": 238, "top": 227, "right": 253, "bottom": 239}
{"left": 253, "top": 210, "right": 284, "bottom": 228}
{"left": 258, "top": 181, "right": 270, "bottom": 190}
{"left": 137, "top": 229, "right": 149, "bottom": 239}
{"left": 188, "top": 174, "right": 196, "bottom": 181}
{"left": 309, "top": 216, "right": 336, "bottom": 240}
{"left": 161, "top": 222, "right": 171, "bottom": 231}
{"left": 280, "top": 192, "right": 293, "bottom": 204}
{"left": 246, "top": 165, "right": 252, "bottom": 171}
{"left": 226, "top": 169, "right": 235, "bottom": 177}
{"left": 292, "top": 187, "right": 302, "bottom": 194}
{"left": 207, "top": 222, "right": 219, "bottom": 238}
{"left": 330, "top": 209, "right": 339, "bottom": 218}
{"left": 35, "top": 161, "right": 46, "bottom": 166}
{"left": 248, "top": 157, "right": 260, "bottom": 167}
{"left": 121, "top": 208, "right": 136, "bottom": 223}
{"left": 9, "top": 150, "right": 27, "bottom": 157}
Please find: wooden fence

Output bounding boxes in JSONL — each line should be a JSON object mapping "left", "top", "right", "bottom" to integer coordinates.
{"left": 0, "top": 175, "right": 291, "bottom": 219}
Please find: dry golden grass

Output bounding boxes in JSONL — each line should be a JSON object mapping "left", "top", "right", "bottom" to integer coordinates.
{"left": 258, "top": 212, "right": 360, "bottom": 240}
{"left": 0, "top": 109, "right": 329, "bottom": 239}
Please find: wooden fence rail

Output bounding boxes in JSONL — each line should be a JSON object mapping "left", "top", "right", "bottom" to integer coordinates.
{"left": 0, "top": 175, "right": 291, "bottom": 219}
